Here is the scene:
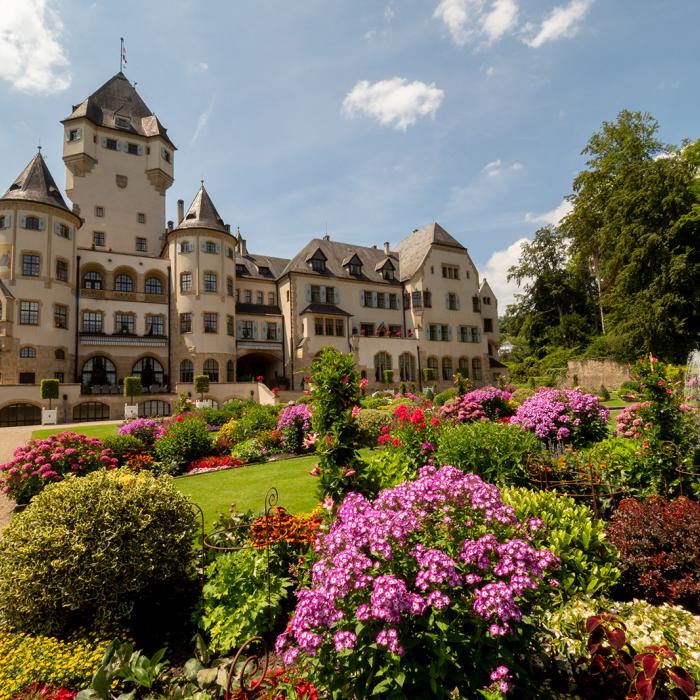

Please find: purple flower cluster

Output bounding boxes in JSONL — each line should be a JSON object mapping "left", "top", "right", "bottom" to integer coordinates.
{"left": 464, "top": 387, "right": 514, "bottom": 419}
{"left": 0, "top": 432, "right": 117, "bottom": 502}
{"left": 276, "top": 403, "right": 312, "bottom": 433}
{"left": 440, "top": 397, "right": 487, "bottom": 423}
{"left": 510, "top": 388, "right": 609, "bottom": 445}
{"left": 118, "top": 417, "right": 165, "bottom": 445}
{"left": 276, "top": 465, "right": 559, "bottom": 681}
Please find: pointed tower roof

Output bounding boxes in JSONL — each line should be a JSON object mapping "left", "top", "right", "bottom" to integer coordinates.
{"left": 63, "top": 72, "right": 174, "bottom": 147}
{"left": 1, "top": 151, "right": 70, "bottom": 211}
{"left": 177, "top": 183, "right": 228, "bottom": 233}
{"left": 394, "top": 222, "right": 466, "bottom": 281}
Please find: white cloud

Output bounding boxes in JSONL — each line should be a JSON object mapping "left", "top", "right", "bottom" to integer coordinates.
{"left": 433, "top": 0, "right": 518, "bottom": 47}
{"left": 482, "top": 237, "right": 529, "bottom": 307}
{"left": 384, "top": 3, "right": 396, "bottom": 21}
{"left": 198, "top": 62, "right": 209, "bottom": 71}
{"left": 0, "top": 0, "right": 70, "bottom": 94}
{"left": 481, "top": 64, "right": 496, "bottom": 78}
{"left": 342, "top": 78, "right": 444, "bottom": 132}
{"left": 482, "top": 159, "right": 523, "bottom": 177}
{"left": 525, "top": 198, "right": 573, "bottom": 225}
{"left": 524, "top": 0, "right": 593, "bottom": 48}
{"left": 190, "top": 96, "right": 216, "bottom": 148}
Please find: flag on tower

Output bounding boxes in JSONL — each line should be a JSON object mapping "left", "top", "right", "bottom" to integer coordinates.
{"left": 120, "top": 38, "right": 127, "bottom": 71}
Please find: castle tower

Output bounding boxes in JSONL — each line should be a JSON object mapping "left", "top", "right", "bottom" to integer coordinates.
{"left": 168, "top": 184, "right": 237, "bottom": 386}
{"left": 0, "top": 151, "right": 81, "bottom": 384}
{"left": 62, "top": 72, "right": 175, "bottom": 256}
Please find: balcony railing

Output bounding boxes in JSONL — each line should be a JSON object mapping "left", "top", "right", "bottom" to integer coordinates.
{"left": 79, "top": 331, "right": 167, "bottom": 347}
{"left": 80, "top": 288, "right": 167, "bottom": 305}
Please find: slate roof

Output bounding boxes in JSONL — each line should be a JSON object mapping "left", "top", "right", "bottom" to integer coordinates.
{"left": 177, "top": 184, "right": 228, "bottom": 233}
{"left": 235, "top": 253, "right": 290, "bottom": 280}
{"left": 299, "top": 303, "right": 352, "bottom": 317}
{"left": 394, "top": 222, "right": 465, "bottom": 282}
{"left": 235, "top": 302, "right": 282, "bottom": 316}
{"left": 64, "top": 72, "right": 174, "bottom": 147}
{"left": 280, "top": 238, "right": 400, "bottom": 284}
{"left": 1, "top": 151, "right": 70, "bottom": 211}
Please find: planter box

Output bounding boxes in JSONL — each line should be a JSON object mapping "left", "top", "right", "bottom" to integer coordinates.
{"left": 124, "top": 404, "right": 138, "bottom": 419}
{"left": 41, "top": 408, "right": 57, "bottom": 425}
{"left": 195, "top": 400, "right": 213, "bottom": 409}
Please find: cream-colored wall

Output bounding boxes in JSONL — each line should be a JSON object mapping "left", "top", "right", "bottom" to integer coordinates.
{"left": 63, "top": 120, "right": 173, "bottom": 255}
{"left": 236, "top": 278, "right": 278, "bottom": 306}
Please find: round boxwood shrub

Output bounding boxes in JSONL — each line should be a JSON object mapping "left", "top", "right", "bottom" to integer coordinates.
{"left": 356, "top": 408, "right": 392, "bottom": 446}
{"left": 433, "top": 387, "right": 459, "bottom": 407}
{"left": 0, "top": 469, "right": 198, "bottom": 637}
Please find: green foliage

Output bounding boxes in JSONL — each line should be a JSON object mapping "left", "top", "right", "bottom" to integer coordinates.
{"left": 154, "top": 416, "right": 212, "bottom": 471}
{"left": 310, "top": 347, "right": 363, "bottom": 500}
{"left": 359, "top": 448, "right": 415, "bottom": 493}
{"left": 194, "top": 375, "right": 210, "bottom": 398}
{"left": 599, "top": 384, "right": 610, "bottom": 401}
{"left": 123, "top": 376, "right": 142, "bottom": 401}
{"left": 355, "top": 408, "right": 392, "bottom": 446}
{"left": 40, "top": 378, "right": 59, "bottom": 407}
{"left": 382, "top": 369, "right": 394, "bottom": 384}
{"left": 197, "top": 399, "right": 247, "bottom": 426}
{"left": 422, "top": 367, "right": 435, "bottom": 382}
{"left": 231, "top": 437, "right": 266, "bottom": 463}
{"left": 218, "top": 403, "right": 279, "bottom": 446}
{"left": 436, "top": 422, "right": 545, "bottom": 487}
{"left": 433, "top": 387, "right": 459, "bottom": 406}
{"left": 502, "top": 488, "right": 620, "bottom": 601}
{"left": 200, "top": 548, "right": 292, "bottom": 654}
{"left": 584, "top": 437, "right": 652, "bottom": 496}
{"left": 0, "top": 469, "right": 198, "bottom": 638}
{"left": 102, "top": 433, "right": 144, "bottom": 465}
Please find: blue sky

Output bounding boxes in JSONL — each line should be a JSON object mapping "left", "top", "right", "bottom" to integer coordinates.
{"left": 0, "top": 0, "right": 698, "bottom": 305}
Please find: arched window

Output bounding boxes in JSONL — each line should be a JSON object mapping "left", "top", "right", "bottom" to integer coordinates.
{"left": 180, "top": 359, "right": 193, "bottom": 383}
{"left": 427, "top": 356, "right": 438, "bottom": 381}
{"left": 374, "top": 351, "right": 391, "bottom": 382}
{"left": 81, "top": 356, "right": 117, "bottom": 388}
{"left": 0, "top": 403, "right": 41, "bottom": 426}
{"left": 19, "top": 347, "right": 36, "bottom": 358}
{"left": 472, "top": 358, "right": 483, "bottom": 381}
{"left": 458, "top": 357, "right": 469, "bottom": 377}
{"left": 398, "top": 352, "right": 416, "bottom": 382}
{"left": 203, "top": 359, "right": 219, "bottom": 382}
{"left": 132, "top": 357, "right": 165, "bottom": 387}
{"left": 73, "top": 402, "right": 110, "bottom": 422}
{"left": 144, "top": 276, "right": 163, "bottom": 295}
{"left": 139, "top": 400, "right": 171, "bottom": 417}
{"left": 226, "top": 360, "right": 234, "bottom": 382}
{"left": 442, "top": 356, "right": 453, "bottom": 381}
{"left": 115, "top": 273, "right": 134, "bottom": 292}
{"left": 83, "top": 271, "right": 103, "bottom": 290}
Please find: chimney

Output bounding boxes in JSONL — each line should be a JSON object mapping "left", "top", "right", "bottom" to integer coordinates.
{"left": 225, "top": 224, "right": 231, "bottom": 233}
{"left": 177, "top": 199, "right": 184, "bottom": 224}
{"left": 240, "top": 238, "right": 248, "bottom": 256}
{"left": 383, "top": 241, "right": 390, "bottom": 255}
{"left": 323, "top": 234, "right": 330, "bottom": 241}
{"left": 167, "top": 220, "right": 173, "bottom": 230}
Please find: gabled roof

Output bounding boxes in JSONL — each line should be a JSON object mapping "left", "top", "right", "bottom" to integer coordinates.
{"left": 281, "top": 238, "right": 401, "bottom": 284}
{"left": 479, "top": 278, "right": 495, "bottom": 296}
{"left": 64, "top": 72, "right": 174, "bottom": 147}
{"left": 1, "top": 151, "right": 70, "bottom": 211}
{"left": 394, "top": 222, "right": 465, "bottom": 282}
{"left": 176, "top": 184, "right": 228, "bottom": 233}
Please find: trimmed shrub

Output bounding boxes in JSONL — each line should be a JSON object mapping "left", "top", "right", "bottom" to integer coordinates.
{"left": 433, "top": 387, "right": 458, "bottom": 407}
{"left": 0, "top": 469, "right": 198, "bottom": 637}
{"left": 356, "top": 408, "right": 392, "bottom": 446}
{"left": 0, "top": 433, "right": 117, "bottom": 503}
{"left": 436, "top": 422, "right": 544, "bottom": 486}
{"left": 154, "top": 415, "right": 212, "bottom": 471}
{"left": 123, "top": 376, "right": 141, "bottom": 402}
{"left": 101, "top": 434, "right": 144, "bottom": 466}
{"left": 194, "top": 375, "right": 209, "bottom": 400}
{"left": 606, "top": 496, "right": 700, "bottom": 612}
{"left": 502, "top": 488, "right": 620, "bottom": 601}
{"left": 40, "top": 378, "right": 60, "bottom": 409}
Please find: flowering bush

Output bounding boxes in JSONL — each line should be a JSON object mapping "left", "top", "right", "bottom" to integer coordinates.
{"left": 462, "top": 387, "right": 514, "bottom": 420}
{"left": 185, "top": 455, "right": 243, "bottom": 474}
{"left": 615, "top": 401, "right": 654, "bottom": 440}
{"left": 276, "top": 466, "right": 560, "bottom": 697}
{"left": 355, "top": 408, "right": 393, "bottom": 447}
{"left": 276, "top": 403, "right": 313, "bottom": 454}
{"left": 247, "top": 507, "right": 322, "bottom": 549}
{"left": 606, "top": 496, "right": 700, "bottom": 612}
{"left": 231, "top": 437, "right": 266, "bottom": 463}
{"left": 0, "top": 433, "right": 117, "bottom": 503}
{"left": 124, "top": 453, "right": 156, "bottom": 473}
{"left": 510, "top": 388, "right": 609, "bottom": 446}
{"left": 0, "top": 630, "right": 108, "bottom": 700}
{"left": 153, "top": 415, "right": 212, "bottom": 472}
{"left": 440, "top": 395, "right": 486, "bottom": 423}
{"left": 377, "top": 403, "right": 441, "bottom": 471}
{"left": 117, "top": 418, "right": 164, "bottom": 445}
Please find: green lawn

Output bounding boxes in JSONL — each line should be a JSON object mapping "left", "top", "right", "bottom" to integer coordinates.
{"left": 31, "top": 423, "right": 119, "bottom": 441}
{"left": 175, "top": 454, "right": 319, "bottom": 529}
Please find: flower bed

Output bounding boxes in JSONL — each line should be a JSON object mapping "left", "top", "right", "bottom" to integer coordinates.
{"left": 185, "top": 455, "right": 244, "bottom": 475}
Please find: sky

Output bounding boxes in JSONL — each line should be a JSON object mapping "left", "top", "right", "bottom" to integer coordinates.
{"left": 0, "top": 0, "right": 698, "bottom": 307}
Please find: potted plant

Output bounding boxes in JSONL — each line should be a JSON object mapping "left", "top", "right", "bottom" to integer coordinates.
{"left": 123, "top": 376, "right": 141, "bottom": 419}
{"left": 40, "top": 378, "right": 59, "bottom": 425}
{"left": 194, "top": 374, "right": 211, "bottom": 408}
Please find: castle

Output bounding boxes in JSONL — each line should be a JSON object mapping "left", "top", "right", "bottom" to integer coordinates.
{"left": 0, "top": 72, "right": 503, "bottom": 424}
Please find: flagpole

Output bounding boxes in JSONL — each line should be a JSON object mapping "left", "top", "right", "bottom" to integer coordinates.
{"left": 120, "top": 37, "right": 124, "bottom": 73}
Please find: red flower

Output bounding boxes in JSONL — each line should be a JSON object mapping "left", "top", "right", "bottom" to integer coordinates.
{"left": 658, "top": 379, "right": 665, "bottom": 387}
{"left": 177, "top": 415, "right": 184, "bottom": 423}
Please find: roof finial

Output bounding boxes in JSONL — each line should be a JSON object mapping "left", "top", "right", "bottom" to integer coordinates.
{"left": 37, "top": 140, "right": 42, "bottom": 153}
{"left": 200, "top": 178, "right": 204, "bottom": 187}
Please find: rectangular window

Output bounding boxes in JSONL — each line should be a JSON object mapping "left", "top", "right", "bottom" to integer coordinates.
{"left": 314, "top": 318, "right": 324, "bottom": 335}
{"left": 180, "top": 272, "right": 193, "bottom": 292}
{"left": 360, "top": 323, "right": 374, "bottom": 336}
{"left": 311, "top": 285, "right": 321, "bottom": 303}
{"left": 203, "top": 312, "right": 218, "bottom": 333}
{"left": 115, "top": 117, "right": 130, "bottom": 129}
{"left": 240, "top": 320, "right": 253, "bottom": 339}
{"left": 54, "top": 304, "right": 68, "bottom": 329}
{"left": 441, "top": 325, "right": 449, "bottom": 341}
{"left": 115, "top": 313, "right": 135, "bottom": 334}
{"left": 137, "top": 213, "right": 146, "bottom": 224}
{"left": 162, "top": 148, "right": 171, "bottom": 163}
{"left": 325, "top": 318, "right": 334, "bottom": 336}
{"left": 484, "top": 318, "right": 493, "bottom": 333}
{"left": 459, "top": 326, "right": 469, "bottom": 343}
{"left": 24, "top": 216, "right": 41, "bottom": 230}
{"left": 146, "top": 314, "right": 164, "bottom": 335}
{"left": 389, "top": 294, "right": 398, "bottom": 310}
{"left": 423, "top": 291, "right": 432, "bottom": 308}
{"left": 179, "top": 240, "right": 193, "bottom": 253}
{"left": 472, "top": 296, "right": 481, "bottom": 312}
{"left": 19, "top": 301, "right": 39, "bottom": 325}
{"left": 226, "top": 246, "right": 234, "bottom": 259}
{"left": 389, "top": 324, "right": 402, "bottom": 337}
{"left": 377, "top": 293, "right": 386, "bottom": 309}
{"left": 325, "top": 287, "right": 336, "bottom": 304}
{"left": 180, "top": 313, "right": 192, "bottom": 333}
{"left": 268, "top": 291, "right": 276, "bottom": 305}
{"left": 19, "top": 372, "right": 35, "bottom": 384}
{"left": 411, "top": 291, "right": 422, "bottom": 309}
{"left": 56, "top": 223, "right": 71, "bottom": 239}
{"left": 0, "top": 215, "right": 6, "bottom": 229}
{"left": 266, "top": 322, "right": 278, "bottom": 340}
{"left": 93, "top": 231, "right": 105, "bottom": 247}
{"left": 55, "top": 259, "right": 68, "bottom": 282}
{"left": 428, "top": 324, "right": 439, "bottom": 341}
{"left": 256, "top": 291, "right": 264, "bottom": 304}
{"left": 135, "top": 237, "right": 148, "bottom": 252}
{"left": 68, "top": 128, "right": 81, "bottom": 142}
{"left": 311, "top": 257, "right": 325, "bottom": 272}
{"left": 244, "top": 289, "right": 252, "bottom": 303}
{"left": 335, "top": 319, "right": 345, "bottom": 336}
{"left": 22, "top": 254, "right": 40, "bottom": 277}
{"left": 81, "top": 311, "right": 102, "bottom": 333}
{"left": 363, "top": 290, "right": 374, "bottom": 307}
{"left": 442, "top": 265, "right": 459, "bottom": 280}
{"left": 95, "top": 206, "right": 105, "bottom": 218}
{"left": 54, "top": 372, "right": 65, "bottom": 382}
{"left": 203, "top": 272, "right": 217, "bottom": 292}
{"left": 227, "top": 315, "right": 234, "bottom": 336}
{"left": 447, "top": 293, "right": 458, "bottom": 310}
{"left": 105, "top": 138, "right": 118, "bottom": 150}
{"left": 227, "top": 277, "right": 234, "bottom": 297}
{"left": 204, "top": 241, "right": 219, "bottom": 254}
{"left": 483, "top": 296, "right": 492, "bottom": 305}
{"left": 127, "top": 142, "right": 139, "bottom": 155}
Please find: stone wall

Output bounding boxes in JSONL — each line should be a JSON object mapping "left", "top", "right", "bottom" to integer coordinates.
{"left": 560, "top": 359, "right": 630, "bottom": 391}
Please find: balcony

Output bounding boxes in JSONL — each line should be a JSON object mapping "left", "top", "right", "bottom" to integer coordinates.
{"left": 81, "top": 383, "right": 170, "bottom": 396}
{"left": 236, "top": 335, "right": 282, "bottom": 350}
{"left": 80, "top": 288, "right": 167, "bottom": 305}
{"left": 79, "top": 332, "right": 167, "bottom": 347}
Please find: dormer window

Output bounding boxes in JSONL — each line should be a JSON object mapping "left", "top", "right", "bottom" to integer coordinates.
{"left": 115, "top": 116, "right": 131, "bottom": 130}
{"left": 382, "top": 268, "right": 395, "bottom": 281}
{"left": 236, "top": 263, "right": 247, "bottom": 275}
{"left": 258, "top": 266, "right": 272, "bottom": 276}
{"left": 349, "top": 262, "right": 362, "bottom": 275}
{"left": 307, "top": 248, "right": 327, "bottom": 273}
